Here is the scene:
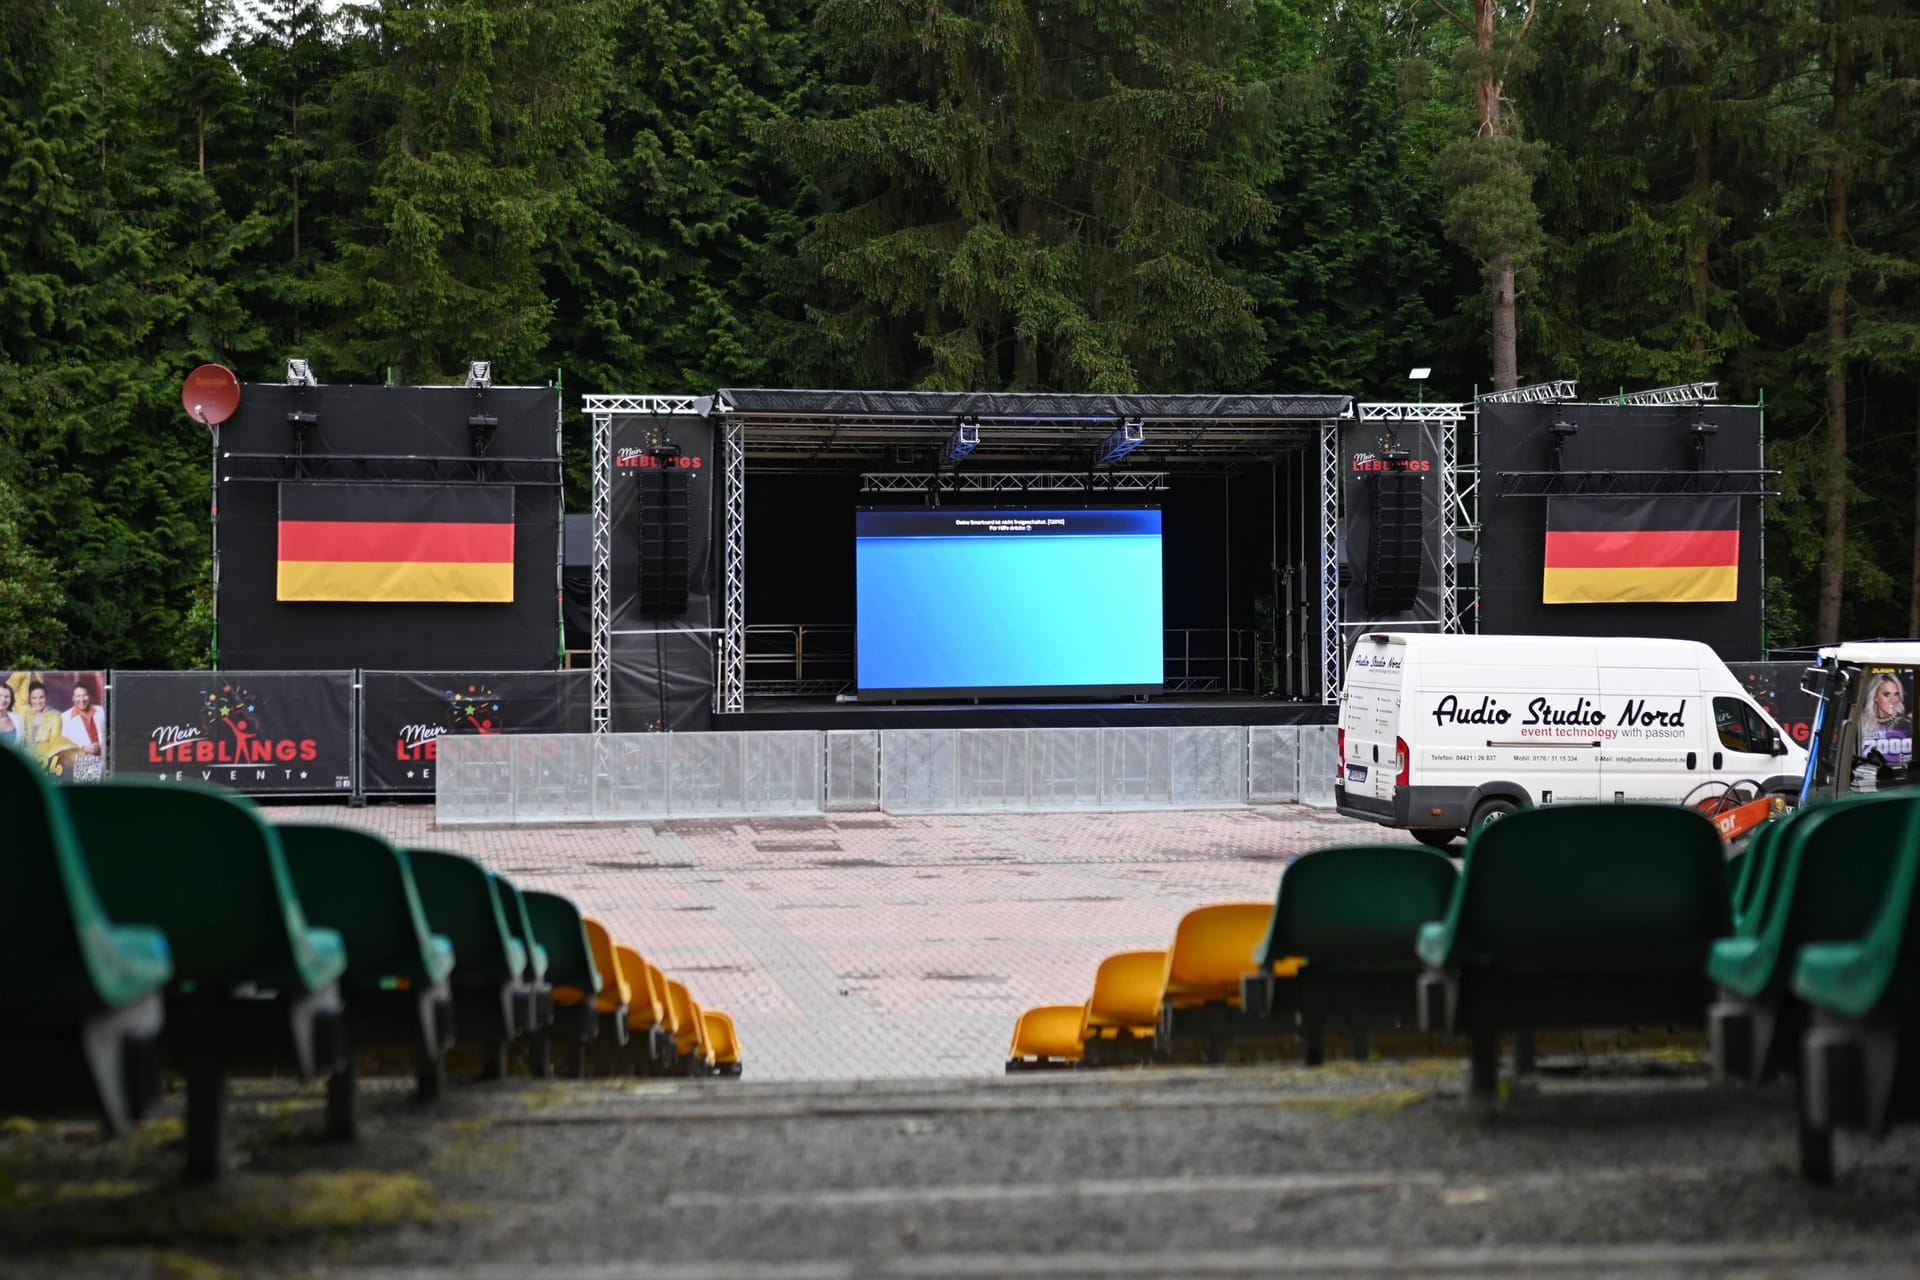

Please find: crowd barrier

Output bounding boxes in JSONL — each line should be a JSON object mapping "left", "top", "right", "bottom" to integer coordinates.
{"left": 436, "top": 725, "right": 1339, "bottom": 824}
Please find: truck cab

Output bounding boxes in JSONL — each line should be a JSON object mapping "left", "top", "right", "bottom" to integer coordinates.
{"left": 1799, "top": 644, "right": 1920, "bottom": 803}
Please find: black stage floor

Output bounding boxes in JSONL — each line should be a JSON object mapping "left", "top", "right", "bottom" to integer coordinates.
{"left": 713, "top": 694, "right": 1335, "bottom": 733}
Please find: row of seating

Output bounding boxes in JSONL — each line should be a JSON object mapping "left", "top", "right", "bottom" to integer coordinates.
{"left": 1010, "top": 797, "right": 1920, "bottom": 1185}
{"left": 0, "top": 743, "right": 741, "bottom": 1181}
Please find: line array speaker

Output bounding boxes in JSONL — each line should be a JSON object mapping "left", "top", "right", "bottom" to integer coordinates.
{"left": 1366, "top": 469, "right": 1423, "bottom": 614}
{"left": 637, "top": 468, "right": 690, "bottom": 616}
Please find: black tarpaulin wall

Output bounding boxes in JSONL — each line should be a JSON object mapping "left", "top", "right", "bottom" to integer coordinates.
{"left": 214, "top": 384, "right": 562, "bottom": 671}
{"left": 608, "top": 412, "right": 717, "bottom": 731}
{"left": 1477, "top": 402, "right": 1764, "bottom": 659}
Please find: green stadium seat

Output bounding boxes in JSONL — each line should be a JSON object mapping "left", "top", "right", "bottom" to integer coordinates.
{"left": 1707, "top": 794, "right": 1919, "bottom": 1084}
{"left": 1793, "top": 797, "right": 1920, "bottom": 1183}
{"left": 276, "top": 823, "right": 457, "bottom": 1119}
{"left": 64, "top": 779, "right": 348, "bottom": 1179}
{"left": 1729, "top": 816, "right": 1790, "bottom": 933}
{"left": 0, "top": 744, "right": 172, "bottom": 1136}
{"left": 1416, "top": 803, "right": 1728, "bottom": 1100}
{"left": 523, "top": 890, "right": 602, "bottom": 1079}
{"left": 491, "top": 872, "right": 554, "bottom": 1074}
{"left": 1248, "top": 844, "right": 1458, "bottom": 1064}
{"left": 405, "top": 847, "right": 532, "bottom": 1081}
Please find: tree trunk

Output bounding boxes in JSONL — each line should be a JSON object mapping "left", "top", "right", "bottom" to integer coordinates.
{"left": 1490, "top": 264, "right": 1518, "bottom": 390}
{"left": 1815, "top": 19, "right": 1852, "bottom": 645}
{"left": 1689, "top": 60, "right": 1712, "bottom": 359}
{"left": 1475, "top": 0, "right": 1519, "bottom": 390}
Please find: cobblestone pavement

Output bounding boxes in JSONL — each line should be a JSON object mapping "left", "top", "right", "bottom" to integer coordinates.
{"left": 273, "top": 801, "right": 1400, "bottom": 1080}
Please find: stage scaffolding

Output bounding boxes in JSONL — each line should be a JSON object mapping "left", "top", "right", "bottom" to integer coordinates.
{"left": 586, "top": 389, "right": 1485, "bottom": 726}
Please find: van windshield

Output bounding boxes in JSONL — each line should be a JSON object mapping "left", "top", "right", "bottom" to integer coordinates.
{"left": 1820, "top": 666, "right": 1918, "bottom": 796}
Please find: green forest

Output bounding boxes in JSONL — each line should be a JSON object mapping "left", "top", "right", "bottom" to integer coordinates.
{"left": 1, "top": 0, "right": 1915, "bottom": 670}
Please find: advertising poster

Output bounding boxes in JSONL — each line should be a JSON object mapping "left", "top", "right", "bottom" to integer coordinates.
{"left": 2, "top": 669, "right": 109, "bottom": 782}
{"left": 359, "top": 670, "right": 591, "bottom": 794}
{"left": 109, "top": 671, "right": 356, "bottom": 795}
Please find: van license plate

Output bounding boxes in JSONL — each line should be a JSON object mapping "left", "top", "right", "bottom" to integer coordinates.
{"left": 1347, "top": 764, "right": 1368, "bottom": 783}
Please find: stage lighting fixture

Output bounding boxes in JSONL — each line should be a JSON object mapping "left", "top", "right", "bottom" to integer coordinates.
{"left": 1098, "top": 418, "right": 1144, "bottom": 465}
{"left": 1689, "top": 405, "right": 1718, "bottom": 469}
{"left": 465, "top": 361, "right": 493, "bottom": 388}
{"left": 285, "top": 358, "right": 317, "bottom": 387}
{"left": 468, "top": 413, "right": 499, "bottom": 456}
{"left": 1409, "top": 366, "right": 1431, "bottom": 404}
{"left": 942, "top": 419, "right": 980, "bottom": 466}
{"left": 286, "top": 410, "right": 319, "bottom": 428}
{"left": 1547, "top": 409, "right": 1578, "bottom": 471}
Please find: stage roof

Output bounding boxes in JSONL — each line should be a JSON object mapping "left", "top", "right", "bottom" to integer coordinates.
{"left": 712, "top": 388, "right": 1351, "bottom": 472}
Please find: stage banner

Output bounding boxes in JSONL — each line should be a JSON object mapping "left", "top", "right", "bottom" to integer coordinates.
{"left": 109, "top": 671, "right": 356, "bottom": 795}
{"left": 1728, "top": 661, "right": 1819, "bottom": 752}
{"left": 3, "top": 669, "right": 109, "bottom": 783}
{"left": 359, "top": 669, "right": 592, "bottom": 794}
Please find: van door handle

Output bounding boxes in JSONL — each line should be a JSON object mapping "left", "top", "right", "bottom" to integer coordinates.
{"left": 1686, "top": 751, "right": 1697, "bottom": 770}
{"left": 1713, "top": 751, "right": 1723, "bottom": 770}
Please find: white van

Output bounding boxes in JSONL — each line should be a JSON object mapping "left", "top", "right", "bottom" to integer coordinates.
{"left": 1337, "top": 634, "right": 1807, "bottom": 848}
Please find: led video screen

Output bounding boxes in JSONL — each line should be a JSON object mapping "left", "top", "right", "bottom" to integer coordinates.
{"left": 855, "top": 507, "right": 1164, "bottom": 700}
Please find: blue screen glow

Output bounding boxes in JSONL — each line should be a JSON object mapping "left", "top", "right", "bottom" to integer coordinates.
{"left": 855, "top": 508, "right": 1164, "bottom": 698}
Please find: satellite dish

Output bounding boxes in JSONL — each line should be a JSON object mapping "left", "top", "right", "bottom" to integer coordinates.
{"left": 181, "top": 364, "right": 241, "bottom": 425}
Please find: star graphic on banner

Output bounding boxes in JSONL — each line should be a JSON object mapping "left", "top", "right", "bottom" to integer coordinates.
{"left": 298, "top": 771, "right": 308, "bottom": 780}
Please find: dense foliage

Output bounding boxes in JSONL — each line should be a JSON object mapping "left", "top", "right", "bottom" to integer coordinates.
{"left": 0, "top": 0, "right": 1914, "bottom": 666}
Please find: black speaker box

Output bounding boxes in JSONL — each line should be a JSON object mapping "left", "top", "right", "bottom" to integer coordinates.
{"left": 1366, "top": 469, "right": 1422, "bottom": 614}
{"left": 638, "top": 468, "right": 690, "bottom": 616}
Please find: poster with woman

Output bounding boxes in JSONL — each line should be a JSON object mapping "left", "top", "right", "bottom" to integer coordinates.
{"left": 2, "top": 670, "right": 109, "bottom": 782}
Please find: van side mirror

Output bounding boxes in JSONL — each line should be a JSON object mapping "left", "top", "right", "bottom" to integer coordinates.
{"left": 1799, "top": 666, "right": 1828, "bottom": 699}
{"left": 1771, "top": 732, "right": 1790, "bottom": 757}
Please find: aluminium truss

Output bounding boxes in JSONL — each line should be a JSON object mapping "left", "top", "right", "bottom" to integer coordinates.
{"left": 584, "top": 394, "right": 712, "bottom": 733}
{"left": 721, "top": 414, "right": 746, "bottom": 713}
{"left": 1615, "top": 381, "right": 1719, "bottom": 406}
{"left": 858, "top": 471, "right": 1171, "bottom": 493}
{"left": 1479, "top": 379, "right": 1578, "bottom": 405}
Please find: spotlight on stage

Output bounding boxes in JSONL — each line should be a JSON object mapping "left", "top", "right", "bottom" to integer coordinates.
{"left": 1547, "top": 408, "right": 1579, "bottom": 471}
{"left": 286, "top": 410, "right": 319, "bottom": 430}
{"left": 1098, "top": 418, "right": 1144, "bottom": 465}
{"left": 943, "top": 418, "right": 980, "bottom": 466}
{"left": 1689, "top": 404, "right": 1717, "bottom": 469}
{"left": 285, "top": 358, "right": 318, "bottom": 387}
{"left": 465, "top": 361, "right": 493, "bottom": 389}
{"left": 468, "top": 413, "right": 499, "bottom": 455}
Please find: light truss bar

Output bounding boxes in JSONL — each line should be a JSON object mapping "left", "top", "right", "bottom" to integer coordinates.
{"left": 1479, "top": 380, "right": 1577, "bottom": 405}
{"left": 1438, "top": 417, "right": 1461, "bottom": 634}
{"left": 583, "top": 394, "right": 713, "bottom": 416}
{"left": 1319, "top": 421, "right": 1340, "bottom": 704}
{"left": 1615, "top": 381, "right": 1719, "bottom": 406}
{"left": 720, "top": 415, "right": 747, "bottom": 714}
{"left": 942, "top": 421, "right": 980, "bottom": 465}
{"left": 1098, "top": 419, "right": 1145, "bottom": 463}
{"left": 858, "top": 471, "right": 1170, "bottom": 493}
{"left": 1356, "top": 402, "right": 1468, "bottom": 423}
{"left": 590, "top": 405, "right": 613, "bottom": 733}
{"left": 1498, "top": 469, "right": 1774, "bottom": 497}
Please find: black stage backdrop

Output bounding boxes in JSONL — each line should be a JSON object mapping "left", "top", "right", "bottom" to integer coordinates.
{"left": 215, "top": 384, "right": 562, "bottom": 671}
{"left": 608, "top": 411, "right": 717, "bottom": 729}
{"left": 1477, "top": 402, "right": 1764, "bottom": 659}
{"left": 110, "top": 671, "right": 356, "bottom": 795}
{"left": 360, "top": 669, "right": 591, "bottom": 794}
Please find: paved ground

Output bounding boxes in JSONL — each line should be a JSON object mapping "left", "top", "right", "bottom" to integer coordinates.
{"left": 277, "top": 801, "right": 1383, "bottom": 1080}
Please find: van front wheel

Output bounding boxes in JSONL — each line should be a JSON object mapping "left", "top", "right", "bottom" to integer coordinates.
{"left": 1412, "top": 828, "right": 1460, "bottom": 851}
{"left": 1469, "top": 798, "right": 1519, "bottom": 833}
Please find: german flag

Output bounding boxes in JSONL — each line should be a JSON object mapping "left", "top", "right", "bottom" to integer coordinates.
{"left": 277, "top": 483, "right": 515, "bottom": 603}
{"left": 1543, "top": 496, "right": 1738, "bottom": 604}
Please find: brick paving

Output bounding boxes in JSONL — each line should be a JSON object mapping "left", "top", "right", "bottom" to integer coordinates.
{"left": 273, "top": 801, "right": 1408, "bottom": 1080}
